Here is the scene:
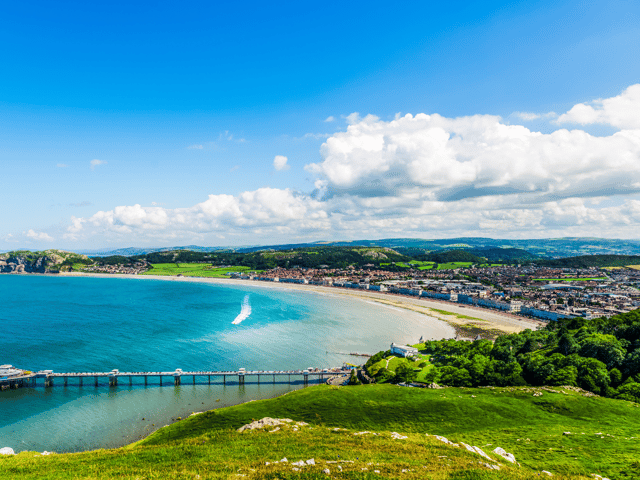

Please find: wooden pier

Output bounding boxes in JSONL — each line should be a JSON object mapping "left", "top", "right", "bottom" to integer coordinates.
{"left": 14, "top": 367, "right": 352, "bottom": 389}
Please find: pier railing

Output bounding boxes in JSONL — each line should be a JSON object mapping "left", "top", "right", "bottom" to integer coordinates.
{"left": 1, "top": 368, "right": 351, "bottom": 390}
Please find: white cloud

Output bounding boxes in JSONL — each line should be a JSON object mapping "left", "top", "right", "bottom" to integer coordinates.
{"left": 25, "top": 229, "right": 54, "bottom": 241}
{"left": 273, "top": 155, "right": 290, "bottom": 171}
{"left": 556, "top": 84, "right": 640, "bottom": 129}
{"left": 42, "top": 83, "right": 640, "bottom": 245}
{"left": 512, "top": 112, "right": 557, "bottom": 121}
{"left": 324, "top": 116, "right": 335, "bottom": 122}
{"left": 303, "top": 133, "right": 332, "bottom": 140}
{"left": 57, "top": 163, "right": 69, "bottom": 168}
{"left": 307, "top": 111, "right": 640, "bottom": 202}
{"left": 67, "top": 188, "right": 329, "bottom": 241}
{"left": 187, "top": 144, "right": 204, "bottom": 149}
{"left": 90, "top": 159, "right": 107, "bottom": 170}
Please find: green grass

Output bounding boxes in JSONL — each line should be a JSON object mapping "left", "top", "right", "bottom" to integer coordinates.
{"left": 141, "top": 263, "right": 260, "bottom": 278}
{"left": 437, "top": 262, "right": 474, "bottom": 270}
{"left": 2, "top": 385, "right": 637, "bottom": 479}
{"left": 367, "top": 354, "right": 435, "bottom": 384}
{"left": 532, "top": 278, "right": 607, "bottom": 282}
{"left": 429, "top": 308, "right": 486, "bottom": 322}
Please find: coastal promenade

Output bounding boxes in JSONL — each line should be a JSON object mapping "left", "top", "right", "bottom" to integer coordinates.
{"left": 2, "top": 367, "right": 351, "bottom": 390}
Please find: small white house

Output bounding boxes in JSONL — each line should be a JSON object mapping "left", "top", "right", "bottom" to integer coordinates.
{"left": 390, "top": 343, "right": 418, "bottom": 357}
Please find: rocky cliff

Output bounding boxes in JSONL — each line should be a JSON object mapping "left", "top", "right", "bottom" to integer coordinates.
{"left": 0, "top": 250, "right": 90, "bottom": 273}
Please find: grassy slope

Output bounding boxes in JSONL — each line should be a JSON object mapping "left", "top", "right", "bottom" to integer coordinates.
{"left": 2, "top": 385, "right": 638, "bottom": 479}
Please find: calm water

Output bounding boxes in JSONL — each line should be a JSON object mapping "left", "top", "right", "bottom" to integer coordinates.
{"left": 0, "top": 275, "right": 454, "bottom": 452}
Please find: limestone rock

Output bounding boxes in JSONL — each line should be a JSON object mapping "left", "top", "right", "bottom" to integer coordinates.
{"left": 237, "top": 417, "right": 307, "bottom": 432}
{"left": 460, "top": 442, "right": 492, "bottom": 461}
{"left": 492, "top": 447, "right": 516, "bottom": 463}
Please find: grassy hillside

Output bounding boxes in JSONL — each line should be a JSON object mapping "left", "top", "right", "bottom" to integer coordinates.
{"left": 2, "top": 384, "right": 637, "bottom": 479}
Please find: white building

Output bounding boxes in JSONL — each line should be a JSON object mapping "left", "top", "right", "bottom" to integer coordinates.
{"left": 390, "top": 343, "right": 418, "bottom": 357}
{"left": 0, "top": 365, "right": 23, "bottom": 378}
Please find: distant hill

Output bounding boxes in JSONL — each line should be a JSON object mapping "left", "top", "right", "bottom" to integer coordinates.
{"left": 535, "top": 254, "right": 640, "bottom": 268}
{"left": 75, "top": 237, "right": 640, "bottom": 259}
{"left": 419, "top": 250, "right": 485, "bottom": 264}
{"left": 468, "top": 247, "right": 538, "bottom": 262}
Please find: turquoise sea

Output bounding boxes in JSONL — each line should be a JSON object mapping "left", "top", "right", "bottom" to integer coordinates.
{"left": 0, "top": 275, "right": 454, "bottom": 453}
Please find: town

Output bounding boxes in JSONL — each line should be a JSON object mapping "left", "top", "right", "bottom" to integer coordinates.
{"left": 231, "top": 263, "right": 640, "bottom": 322}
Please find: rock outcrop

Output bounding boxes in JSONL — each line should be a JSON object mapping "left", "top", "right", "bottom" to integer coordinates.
{"left": 0, "top": 250, "right": 86, "bottom": 273}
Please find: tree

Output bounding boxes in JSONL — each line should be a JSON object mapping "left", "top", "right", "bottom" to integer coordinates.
{"left": 609, "top": 368, "right": 623, "bottom": 387}
{"left": 576, "top": 357, "right": 610, "bottom": 395}
{"left": 578, "top": 334, "right": 626, "bottom": 369}
{"left": 557, "top": 333, "right": 579, "bottom": 356}
{"left": 616, "top": 382, "right": 640, "bottom": 403}
{"left": 545, "top": 366, "right": 578, "bottom": 386}
{"left": 394, "top": 364, "right": 418, "bottom": 384}
{"left": 439, "top": 366, "right": 472, "bottom": 387}
{"left": 467, "top": 354, "right": 490, "bottom": 386}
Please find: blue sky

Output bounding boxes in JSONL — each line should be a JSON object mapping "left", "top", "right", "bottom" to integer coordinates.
{"left": 2, "top": 0, "right": 640, "bottom": 250}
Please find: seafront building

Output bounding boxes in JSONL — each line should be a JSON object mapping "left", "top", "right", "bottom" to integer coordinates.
{"left": 227, "top": 263, "right": 640, "bottom": 323}
{"left": 0, "top": 365, "right": 35, "bottom": 390}
{"left": 390, "top": 343, "right": 419, "bottom": 358}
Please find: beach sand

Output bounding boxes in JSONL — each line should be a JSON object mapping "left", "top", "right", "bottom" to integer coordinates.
{"left": 61, "top": 272, "right": 542, "bottom": 337}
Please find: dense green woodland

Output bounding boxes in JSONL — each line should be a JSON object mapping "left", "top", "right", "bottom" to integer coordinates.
{"left": 97, "top": 246, "right": 412, "bottom": 270}
{"left": 367, "top": 309, "right": 640, "bottom": 403}
{"left": 536, "top": 254, "right": 640, "bottom": 268}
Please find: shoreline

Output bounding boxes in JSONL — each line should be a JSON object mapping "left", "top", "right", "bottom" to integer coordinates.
{"left": 59, "top": 272, "right": 542, "bottom": 336}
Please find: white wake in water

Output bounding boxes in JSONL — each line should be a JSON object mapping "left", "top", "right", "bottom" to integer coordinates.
{"left": 232, "top": 294, "right": 252, "bottom": 324}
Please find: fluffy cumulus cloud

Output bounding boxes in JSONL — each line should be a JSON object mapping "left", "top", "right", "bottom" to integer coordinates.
{"left": 57, "top": 84, "right": 640, "bottom": 245}
{"left": 273, "top": 155, "right": 290, "bottom": 171}
{"left": 556, "top": 84, "right": 640, "bottom": 129}
{"left": 26, "top": 229, "right": 54, "bottom": 241}
{"left": 65, "top": 188, "right": 329, "bottom": 243}
{"left": 308, "top": 110, "right": 640, "bottom": 202}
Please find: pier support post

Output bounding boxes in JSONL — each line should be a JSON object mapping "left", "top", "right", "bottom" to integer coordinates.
{"left": 208, "top": 375, "right": 211, "bottom": 385}
{"left": 174, "top": 375, "right": 181, "bottom": 386}
{"left": 257, "top": 374, "right": 260, "bottom": 384}
{"left": 193, "top": 375, "right": 196, "bottom": 385}
{"left": 144, "top": 376, "right": 148, "bottom": 386}
{"left": 109, "top": 375, "right": 118, "bottom": 387}
{"left": 303, "top": 372, "right": 309, "bottom": 387}
{"left": 238, "top": 373, "right": 245, "bottom": 385}
{"left": 129, "top": 376, "right": 132, "bottom": 386}
{"left": 273, "top": 374, "right": 275, "bottom": 383}
{"left": 223, "top": 375, "right": 226, "bottom": 385}
{"left": 95, "top": 376, "right": 98, "bottom": 387}
{"left": 79, "top": 377, "right": 83, "bottom": 387}
{"left": 64, "top": 377, "right": 68, "bottom": 387}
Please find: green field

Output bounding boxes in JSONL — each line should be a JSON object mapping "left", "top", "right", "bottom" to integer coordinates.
{"left": 533, "top": 278, "right": 607, "bottom": 282}
{"left": 437, "top": 262, "right": 473, "bottom": 270}
{"left": 2, "top": 384, "right": 637, "bottom": 479}
{"left": 142, "top": 263, "right": 260, "bottom": 278}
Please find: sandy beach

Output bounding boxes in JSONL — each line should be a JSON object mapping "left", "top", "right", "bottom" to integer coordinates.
{"left": 61, "top": 272, "right": 543, "bottom": 337}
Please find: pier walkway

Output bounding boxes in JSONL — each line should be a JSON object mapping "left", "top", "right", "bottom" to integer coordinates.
{"left": 1, "top": 367, "right": 351, "bottom": 389}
